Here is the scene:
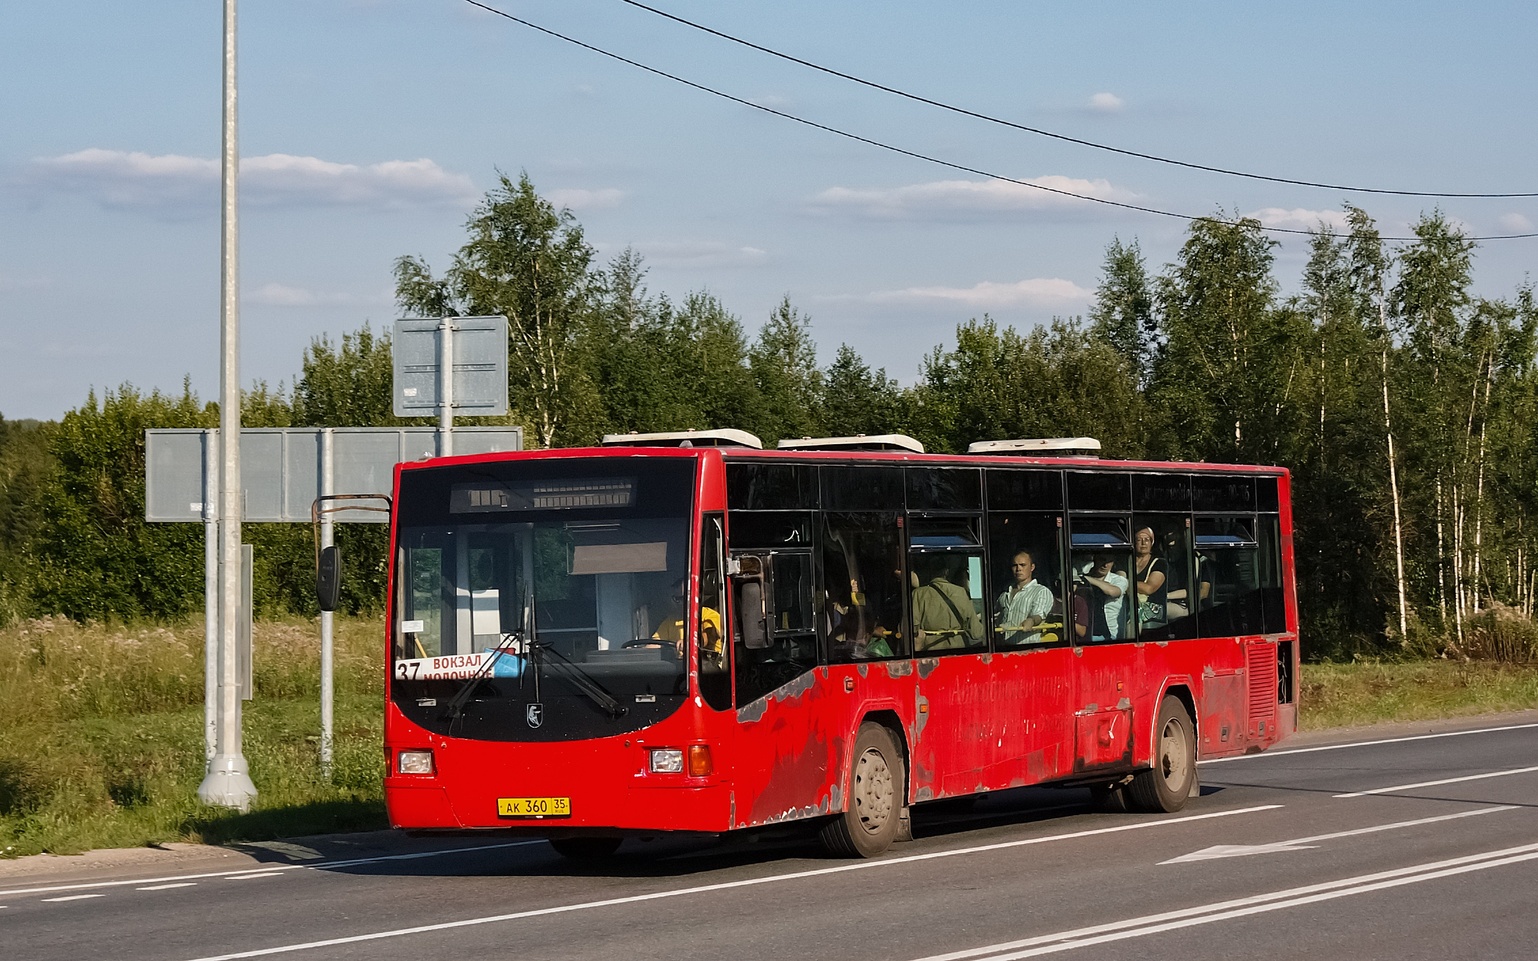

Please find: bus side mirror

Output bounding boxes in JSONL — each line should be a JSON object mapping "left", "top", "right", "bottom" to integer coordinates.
{"left": 731, "top": 555, "right": 770, "bottom": 650}
{"left": 317, "top": 544, "right": 342, "bottom": 613}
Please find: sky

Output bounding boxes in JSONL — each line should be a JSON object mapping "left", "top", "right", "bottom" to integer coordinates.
{"left": 3, "top": 1, "right": 1536, "bottom": 422}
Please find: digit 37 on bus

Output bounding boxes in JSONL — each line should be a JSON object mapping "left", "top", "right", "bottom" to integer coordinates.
{"left": 334, "top": 429, "right": 1297, "bottom": 860}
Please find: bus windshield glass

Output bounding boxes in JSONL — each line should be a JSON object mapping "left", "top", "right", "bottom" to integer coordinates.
{"left": 390, "top": 456, "right": 697, "bottom": 741}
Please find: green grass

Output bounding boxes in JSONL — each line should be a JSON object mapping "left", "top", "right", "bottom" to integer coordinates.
{"left": 1299, "top": 658, "right": 1538, "bottom": 730}
{"left": 0, "top": 616, "right": 386, "bottom": 858}
{"left": 2, "top": 615, "right": 1536, "bottom": 858}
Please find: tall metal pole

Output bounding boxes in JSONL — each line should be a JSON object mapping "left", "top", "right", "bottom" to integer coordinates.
{"left": 319, "top": 428, "right": 335, "bottom": 777}
{"left": 203, "top": 433, "right": 218, "bottom": 764}
{"left": 199, "top": 0, "right": 256, "bottom": 809}
{"left": 437, "top": 319, "right": 455, "bottom": 457}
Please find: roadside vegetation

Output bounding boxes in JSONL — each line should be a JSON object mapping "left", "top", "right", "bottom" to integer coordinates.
{"left": 0, "top": 616, "right": 386, "bottom": 858}
{"left": 2, "top": 612, "right": 1534, "bottom": 859}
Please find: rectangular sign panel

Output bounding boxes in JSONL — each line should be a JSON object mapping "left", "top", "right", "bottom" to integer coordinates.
{"left": 146, "top": 427, "right": 524, "bottom": 523}
{"left": 393, "top": 316, "right": 509, "bottom": 417}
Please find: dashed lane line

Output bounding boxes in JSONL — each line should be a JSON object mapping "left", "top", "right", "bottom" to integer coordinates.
{"left": 0, "top": 839, "right": 544, "bottom": 899}
{"left": 912, "top": 839, "right": 1538, "bottom": 960}
{"left": 173, "top": 805, "right": 1284, "bottom": 961}
{"left": 1200, "top": 721, "right": 1538, "bottom": 765}
{"left": 1334, "top": 764, "right": 1538, "bottom": 798}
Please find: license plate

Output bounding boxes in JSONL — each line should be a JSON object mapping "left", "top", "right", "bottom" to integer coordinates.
{"left": 497, "top": 796, "right": 571, "bottom": 818}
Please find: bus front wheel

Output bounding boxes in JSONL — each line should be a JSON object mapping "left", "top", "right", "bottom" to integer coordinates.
{"left": 1128, "top": 696, "right": 1196, "bottom": 813}
{"left": 820, "top": 723, "right": 904, "bottom": 858}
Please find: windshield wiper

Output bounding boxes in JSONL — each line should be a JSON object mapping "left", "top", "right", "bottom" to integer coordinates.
{"left": 530, "top": 640, "right": 627, "bottom": 718}
{"left": 439, "top": 634, "right": 522, "bottom": 727}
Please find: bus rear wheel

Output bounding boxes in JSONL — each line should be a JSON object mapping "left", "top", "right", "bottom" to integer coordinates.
{"left": 1128, "top": 696, "right": 1196, "bottom": 813}
{"left": 820, "top": 723, "right": 903, "bottom": 858}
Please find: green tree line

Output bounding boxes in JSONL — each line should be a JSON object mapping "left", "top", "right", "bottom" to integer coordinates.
{"left": 3, "top": 172, "right": 1535, "bottom": 660}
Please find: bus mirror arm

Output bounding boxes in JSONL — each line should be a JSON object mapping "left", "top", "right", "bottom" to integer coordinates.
{"left": 731, "top": 555, "right": 770, "bottom": 650}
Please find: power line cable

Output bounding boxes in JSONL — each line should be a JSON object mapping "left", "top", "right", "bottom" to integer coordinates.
{"left": 617, "top": 0, "right": 1538, "bottom": 201}
{"left": 460, "top": 0, "right": 1538, "bottom": 242}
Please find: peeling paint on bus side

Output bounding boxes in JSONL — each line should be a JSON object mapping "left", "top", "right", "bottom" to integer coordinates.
{"left": 883, "top": 660, "right": 914, "bottom": 678}
{"left": 735, "top": 670, "right": 819, "bottom": 724}
{"left": 754, "top": 796, "right": 834, "bottom": 826}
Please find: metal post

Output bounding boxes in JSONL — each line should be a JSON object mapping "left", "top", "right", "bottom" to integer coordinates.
{"left": 437, "top": 318, "right": 454, "bottom": 457}
{"left": 199, "top": 0, "right": 256, "bottom": 809}
{"left": 203, "top": 431, "right": 217, "bottom": 764}
{"left": 319, "top": 428, "right": 335, "bottom": 777}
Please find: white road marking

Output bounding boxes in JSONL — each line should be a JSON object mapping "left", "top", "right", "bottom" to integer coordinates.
{"left": 1161, "top": 805, "right": 1517, "bottom": 863}
{"left": 0, "top": 839, "right": 544, "bottom": 899}
{"left": 138, "top": 883, "right": 198, "bottom": 891}
{"left": 1334, "top": 764, "right": 1538, "bottom": 798}
{"left": 41, "top": 894, "right": 104, "bottom": 903}
{"left": 1200, "top": 721, "right": 1538, "bottom": 765}
{"left": 226, "top": 872, "right": 284, "bottom": 881}
{"left": 175, "top": 805, "right": 1283, "bottom": 961}
{"left": 912, "top": 840, "right": 1538, "bottom": 960}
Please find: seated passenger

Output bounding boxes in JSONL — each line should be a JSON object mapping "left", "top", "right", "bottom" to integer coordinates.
{"left": 996, "top": 550, "right": 1055, "bottom": 644}
{"left": 1132, "top": 526, "right": 1168, "bottom": 627}
{"left": 912, "top": 556, "right": 983, "bottom": 651}
{"left": 1073, "top": 554, "right": 1127, "bottom": 641}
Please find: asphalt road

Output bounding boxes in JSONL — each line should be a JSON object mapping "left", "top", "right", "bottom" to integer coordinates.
{"left": 6, "top": 712, "right": 1538, "bottom": 961}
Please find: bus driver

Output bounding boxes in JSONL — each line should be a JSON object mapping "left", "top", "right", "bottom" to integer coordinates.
{"left": 653, "top": 578, "right": 723, "bottom": 659}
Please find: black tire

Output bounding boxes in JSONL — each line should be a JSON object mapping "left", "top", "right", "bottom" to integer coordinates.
{"left": 819, "top": 723, "right": 904, "bottom": 858}
{"left": 549, "top": 836, "right": 622, "bottom": 861}
{"left": 1127, "top": 695, "right": 1196, "bottom": 813}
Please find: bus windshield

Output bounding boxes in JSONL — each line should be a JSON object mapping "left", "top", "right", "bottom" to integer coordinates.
{"left": 390, "top": 457, "right": 697, "bottom": 741}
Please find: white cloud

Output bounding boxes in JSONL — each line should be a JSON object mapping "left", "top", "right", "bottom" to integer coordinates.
{"left": 547, "top": 187, "right": 625, "bottom": 211}
{"left": 630, "top": 241, "right": 769, "bottom": 269}
{"left": 1087, "top": 92, "right": 1124, "bottom": 113}
{"left": 246, "top": 283, "right": 391, "bottom": 308}
{"left": 811, "top": 176, "right": 1129, "bottom": 221}
{"left": 24, "top": 149, "right": 478, "bottom": 211}
{"left": 1248, "top": 207, "right": 1353, "bottom": 232}
{"left": 863, "top": 277, "right": 1093, "bottom": 310}
{"left": 1500, "top": 212, "right": 1534, "bottom": 232}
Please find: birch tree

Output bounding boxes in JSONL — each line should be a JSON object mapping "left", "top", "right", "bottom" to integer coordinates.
{"left": 394, "top": 172, "right": 601, "bottom": 448}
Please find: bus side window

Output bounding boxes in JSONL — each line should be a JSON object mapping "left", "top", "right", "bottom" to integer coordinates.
{"left": 987, "top": 513, "right": 1067, "bottom": 647}
{"left": 733, "top": 551, "right": 818, "bottom": 705}
{"left": 1194, "top": 516, "right": 1262, "bottom": 638}
{"left": 822, "top": 512, "right": 907, "bottom": 663}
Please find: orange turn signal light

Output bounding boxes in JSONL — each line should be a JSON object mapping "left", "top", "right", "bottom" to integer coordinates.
{"left": 687, "top": 744, "right": 713, "bottom": 777}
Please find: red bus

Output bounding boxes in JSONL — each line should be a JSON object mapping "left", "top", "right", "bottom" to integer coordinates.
{"left": 372, "top": 430, "right": 1297, "bottom": 858}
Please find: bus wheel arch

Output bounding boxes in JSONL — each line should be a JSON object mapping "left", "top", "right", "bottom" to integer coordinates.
{"left": 820, "top": 718, "right": 906, "bottom": 857}
{"left": 1127, "top": 693, "right": 1197, "bottom": 813}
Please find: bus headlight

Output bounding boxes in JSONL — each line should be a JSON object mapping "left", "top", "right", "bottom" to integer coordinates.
{"left": 649, "top": 748, "right": 684, "bottom": 774}
{"left": 398, "top": 749, "right": 434, "bottom": 775}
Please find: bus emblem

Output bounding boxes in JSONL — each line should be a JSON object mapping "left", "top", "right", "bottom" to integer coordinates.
{"left": 526, "top": 703, "right": 544, "bottom": 728}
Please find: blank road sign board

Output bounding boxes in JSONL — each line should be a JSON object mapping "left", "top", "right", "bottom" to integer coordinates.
{"left": 393, "top": 316, "right": 509, "bottom": 417}
{"left": 145, "top": 427, "right": 524, "bottom": 523}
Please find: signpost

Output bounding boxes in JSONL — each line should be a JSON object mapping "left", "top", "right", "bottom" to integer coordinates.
{"left": 393, "top": 317, "right": 510, "bottom": 456}
{"left": 147, "top": 426, "right": 523, "bottom": 775}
